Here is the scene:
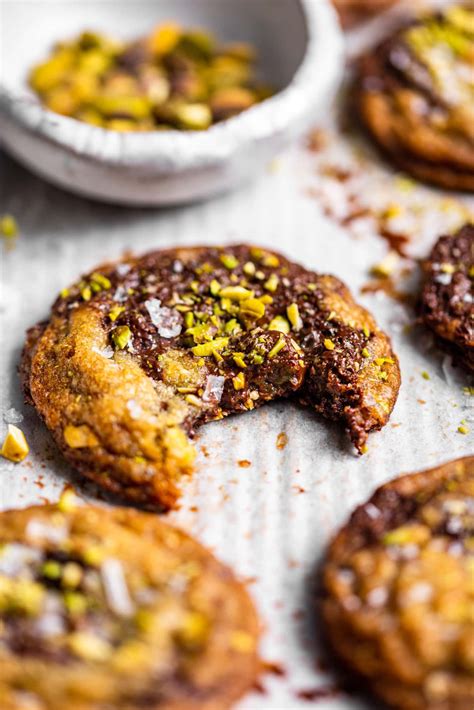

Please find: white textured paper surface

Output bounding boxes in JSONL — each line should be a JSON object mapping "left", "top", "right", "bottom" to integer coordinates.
{"left": 1, "top": 9, "right": 473, "bottom": 710}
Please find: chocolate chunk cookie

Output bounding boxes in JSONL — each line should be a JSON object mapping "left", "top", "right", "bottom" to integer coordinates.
{"left": 322, "top": 456, "right": 474, "bottom": 710}
{"left": 0, "top": 496, "right": 259, "bottom": 710}
{"left": 356, "top": 5, "right": 474, "bottom": 191}
{"left": 420, "top": 224, "right": 473, "bottom": 372}
{"left": 21, "top": 245, "right": 400, "bottom": 509}
{"left": 333, "top": 0, "right": 398, "bottom": 28}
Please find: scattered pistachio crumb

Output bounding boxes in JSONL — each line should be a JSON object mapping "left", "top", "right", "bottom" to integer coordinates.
{"left": 324, "top": 338, "right": 335, "bottom": 351}
{"left": 370, "top": 251, "right": 399, "bottom": 278}
{"left": 421, "top": 370, "right": 430, "bottom": 380}
{"left": 0, "top": 424, "right": 29, "bottom": 462}
{"left": 57, "top": 488, "right": 78, "bottom": 512}
{"left": 0, "top": 214, "right": 18, "bottom": 238}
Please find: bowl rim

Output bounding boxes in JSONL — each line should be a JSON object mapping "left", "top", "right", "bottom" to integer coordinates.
{"left": 0, "top": 0, "right": 344, "bottom": 172}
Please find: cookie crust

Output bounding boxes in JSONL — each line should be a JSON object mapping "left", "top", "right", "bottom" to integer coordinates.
{"left": 356, "top": 6, "right": 474, "bottom": 191}
{"left": 322, "top": 457, "right": 474, "bottom": 710}
{"left": 420, "top": 224, "right": 473, "bottom": 372}
{"left": 0, "top": 500, "right": 259, "bottom": 710}
{"left": 21, "top": 245, "right": 400, "bottom": 509}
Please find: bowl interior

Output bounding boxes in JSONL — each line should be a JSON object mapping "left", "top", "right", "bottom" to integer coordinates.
{"left": 1, "top": 0, "right": 308, "bottom": 97}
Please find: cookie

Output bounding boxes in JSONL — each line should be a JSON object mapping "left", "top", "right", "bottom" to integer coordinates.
{"left": 322, "top": 457, "right": 474, "bottom": 710}
{"left": 21, "top": 245, "right": 400, "bottom": 509}
{"left": 0, "top": 496, "right": 259, "bottom": 710}
{"left": 420, "top": 224, "right": 473, "bottom": 372}
{"left": 333, "top": 0, "right": 398, "bottom": 28}
{"left": 356, "top": 5, "right": 474, "bottom": 191}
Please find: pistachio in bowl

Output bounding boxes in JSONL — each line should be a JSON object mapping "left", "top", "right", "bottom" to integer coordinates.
{"left": 29, "top": 24, "right": 273, "bottom": 132}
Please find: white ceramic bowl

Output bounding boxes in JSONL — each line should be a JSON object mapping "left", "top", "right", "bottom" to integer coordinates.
{"left": 0, "top": 0, "right": 344, "bottom": 205}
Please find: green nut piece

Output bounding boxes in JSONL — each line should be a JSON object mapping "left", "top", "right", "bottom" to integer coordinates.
{"left": 112, "top": 325, "right": 132, "bottom": 350}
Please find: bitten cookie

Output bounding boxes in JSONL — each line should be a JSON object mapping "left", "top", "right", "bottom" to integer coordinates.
{"left": 356, "top": 5, "right": 474, "bottom": 191}
{"left": 420, "top": 224, "right": 473, "bottom": 372}
{"left": 22, "top": 245, "right": 400, "bottom": 509}
{"left": 322, "top": 457, "right": 474, "bottom": 710}
{"left": 0, "top": 497, "right": 259, "bottom": 710}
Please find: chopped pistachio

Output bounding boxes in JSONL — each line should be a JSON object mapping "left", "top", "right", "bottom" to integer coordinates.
{"left": 192, "top": 337, "right": 229, "bottom": 357}
{"left": 185, "top": 394, "right": 202, "bottom": 407}
{"left": 209, "top": 279, "right": 221, "bottom": 296}
{"left": 109, "top": 305, "right": 125, "bottom": 322}
{"left": 62, "top": 562, "right": 83, "bottom": 588}
{"left": 268, "top": 315, "right": 290, "bottom": 334}
{"left": 250, "top": 247, "right": 263, "bottom": 261}
{"left": 219, "top": 285, "right": 254, "bottom": 300}
{"left": 440, "top": 263, "right": 455, "bottom": 274}
{"left": 458, "top": 424, "right": 469, "bottom": 435}
{"left": 224, "top": 318, "right": 241, "bottom": 334}
{"left": 243, "top": 261, "right": 256, "bottom": 276}
{"left": 362, "top": 325, "right": 371, "bottom": 338}
{"left": 262, "top": 254, "right": 279, "bottom": 268}
{"left": 176, "top": 611, "right": 209, "bottom": 649}
{"left": 80, "top": 284, "right": 92, "bottom": 301}
{"left": 421, "top": 370, "right": 430, "bottom": 380}
{"left": 82, "top": 546, "right": 104, "bottom": 567}
{"left": 64, "top": 424, "right": 99, "bottom": 449}
{"left": 220, "top": 253, "right": 239, "bottom": 269}
{"left": 41, "top": 560, "right": 62, "bottom": 580}
{"left": 60, "top": 287, "right": 70, "bottom": 298}
{"left": 264, "top": 273, "right": 279, "bottom": 292}
{"left": 90, "top": 272, "right": 111, "bottom": 291}
{"left": 233, "top": 372, "right": 246, "bottom": 390}
{"left": 0, "top": 214, "right": 18, "bottom": 238}
{"left": 287, "top": 303, "right": 302, "bottom": 331}
{"left": 233, "top": 353, "right": 247, "bottom": 368}
{"left": 184, "top": 311, "right": 195, "bottom": 329}
{"left": 0, "top": 578, "right": 45, "bottom": 616}
{"left": 362, "top": 348, "right": 370, "bottom": 358}
{"left": 239, "top": 297, "right": 265, "bottom": 320}
{"left": 324, "top": 338, "right": 335, "bottom": 351}
{"left": 1, "top": 424, "right": 29, "bottom": 462}
{"left": 383, "top": 524, "right": 430, "bottom": 546}
{"left": 268, "top": 335, "right": 286, "bottom": 359}
{"left": 375, "top": 357, "right": 394, "bottom": 366}
{"left": 112, "top": 325, "right": 132, "bottom": 350}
